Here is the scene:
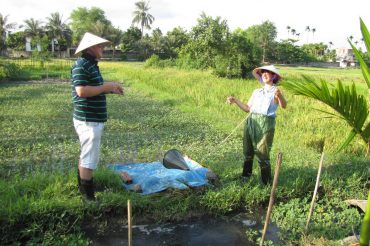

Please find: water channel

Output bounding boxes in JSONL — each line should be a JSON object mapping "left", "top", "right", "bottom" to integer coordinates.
{"left": 85, "top": 213, "right": 279, "bottom": 246}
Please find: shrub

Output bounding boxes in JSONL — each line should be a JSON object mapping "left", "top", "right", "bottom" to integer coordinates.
{"left": 145, "top": 54, "right": 176, "bottom": 68}
{"left": 0, "top": 61, "right": 21, "bottom": 80}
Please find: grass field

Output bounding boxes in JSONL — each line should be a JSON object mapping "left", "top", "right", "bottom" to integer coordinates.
{"left": 0, "top": 60, "right": 369, "bottom": 245}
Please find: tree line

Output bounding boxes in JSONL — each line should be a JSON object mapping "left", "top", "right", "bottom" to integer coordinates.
{"left": 0, "top": 1, "right": 366, "bottom": 78}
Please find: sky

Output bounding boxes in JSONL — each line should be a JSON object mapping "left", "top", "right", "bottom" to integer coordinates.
{"left": 3, "top": 0, "right": 370, "bottom": 49}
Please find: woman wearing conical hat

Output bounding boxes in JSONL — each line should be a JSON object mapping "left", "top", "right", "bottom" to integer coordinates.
{"left": 72, "top": 32, "right": 124, "bottom": 201}
{"left": 227, "top": 65, "right": 287, "bottom": 185}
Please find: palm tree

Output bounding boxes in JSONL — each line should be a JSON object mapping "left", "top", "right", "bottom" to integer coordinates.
{"left": 328, "top": 41, "right": 333, "bottom": 49}
{"left": 305, "top": 26, "right": 310, "bottom": 43}
{"left": 45, "top": 12, "right": 71, "bottom": 54}
{"left": 311, "top": 28, "right": 316, "bottom": 42}
{"left": 0, "top": 13, "right": 16, "bottom": 53}
{"left": 23, "top": 18, "right": 44, "bottom": 51}
{"left": 23, "top": 18, "right": 43, "bottom": 39}
{"left": 282, "top": 18, "right": 370, "bottom": 154}
{"left": 90, "top": 20, "right": 107, "bottom": 37}
{"left": 132, "top": 0, "right": 155, "bottom": 38}
{"left": 291, "top": 28, "right": 296, "bottom": 36}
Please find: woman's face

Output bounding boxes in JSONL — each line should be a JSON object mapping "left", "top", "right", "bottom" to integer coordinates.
{"left": 260, "top": 69, "right": 274, "bottom": 84}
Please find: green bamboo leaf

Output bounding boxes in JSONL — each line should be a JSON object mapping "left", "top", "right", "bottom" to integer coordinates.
{"left": 360, "top": 18, "right": 370, "bottom": 56}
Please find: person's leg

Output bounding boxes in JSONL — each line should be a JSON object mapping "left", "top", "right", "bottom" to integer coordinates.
{"left": 74, "top": 120, "right": 104, "bottom": 201}
{"left": 242, "top": 117, "right": 254, "bottom": 178}
{"left": 255, "top": 129, "right": 275, "bottom": 185}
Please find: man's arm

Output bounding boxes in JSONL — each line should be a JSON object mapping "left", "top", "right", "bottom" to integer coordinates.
{"left": 76, "top": 82, "right": 123, "bottom": 97}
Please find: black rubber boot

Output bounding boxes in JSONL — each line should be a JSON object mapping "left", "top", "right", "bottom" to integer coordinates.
{"left": 242, "top": 159, "right": 253, "bottom": 178}
{"left": 80, "top": 178, "right": 95, "bottom": 201}
{"left": 260, "top": 165, "right": 272, "bottom": 185}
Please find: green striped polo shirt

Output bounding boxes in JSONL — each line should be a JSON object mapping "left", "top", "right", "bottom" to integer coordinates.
{"left": 71, "top": 53, "right": 107, "bottom": 122}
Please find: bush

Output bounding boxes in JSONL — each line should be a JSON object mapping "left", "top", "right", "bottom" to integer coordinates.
{"left": 0, "top": 61, "right": 21, "bottom": 80}
{"left": 145, "top": 54, "right": 176, "bottom": 68}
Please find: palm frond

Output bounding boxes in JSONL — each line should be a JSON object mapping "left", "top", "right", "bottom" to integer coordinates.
{"left": 362, "top": 123, "right": 370, "bottom": 141}
{"left": 349, "top": 40, "right": 370, "bottom": 89}
{"left": 282, "top": 78, "right": 369, "bottom": 149}
{"left": 360, "top": 18, "right": 370, "bottom": 56}
{"left": 337, "top": 130, "right": 357, "bottom": 152}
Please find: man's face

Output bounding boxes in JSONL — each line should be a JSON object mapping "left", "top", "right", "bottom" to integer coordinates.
{"left": 87, "top": 44, "right": 104, "bottom": 59}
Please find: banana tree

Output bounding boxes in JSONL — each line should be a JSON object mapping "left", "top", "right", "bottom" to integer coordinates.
{"left": 282, "top": 18, "right": 370, "bottom": 153}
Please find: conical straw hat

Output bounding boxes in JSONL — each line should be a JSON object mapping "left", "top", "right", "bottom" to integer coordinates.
{"left": 252, "top": 65, "right": 282, "bottom": 83}
{"left": 75, "top": 32, "right": 111, "bottom": 55}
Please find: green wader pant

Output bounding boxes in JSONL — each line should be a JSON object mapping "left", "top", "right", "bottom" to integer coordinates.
{"left": 243, "top": 113, "right": 275, "bottom": 184}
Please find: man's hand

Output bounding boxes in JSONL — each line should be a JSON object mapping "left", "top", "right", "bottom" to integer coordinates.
{"left": 105, "top": 82, "right": 124, "bottom": 95}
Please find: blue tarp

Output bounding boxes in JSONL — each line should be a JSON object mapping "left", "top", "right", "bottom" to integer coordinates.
{"left": 108, "top": 156, "right": 210, "bottom": 195}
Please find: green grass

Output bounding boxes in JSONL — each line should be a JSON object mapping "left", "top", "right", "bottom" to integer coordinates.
{"left": 0, "top": 60, "right": 369, "bottom": 245}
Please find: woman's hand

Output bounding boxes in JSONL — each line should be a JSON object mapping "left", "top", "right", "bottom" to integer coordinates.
{"left": 226, "top": 96, "right": 236, "bottom": 104}
{"left": 274, "top": 89, "right": 287, "bottom": 108}
{"left": 274, "top": 88, "right": 282, "bottom": 100}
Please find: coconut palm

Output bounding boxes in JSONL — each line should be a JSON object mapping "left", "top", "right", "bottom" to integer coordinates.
{"left": 0, "top": 13, "right": 16, "bottom": 52}
{"left": 90, "top": 20, "right": 107, "bottom": 37}
{"left": 305, "top": 26, "right": 310, "bottom": 43}
{"left": 311, "top": 28, "right": 316, "bottom": 42}
{"left": 283, "top": 18, "right": 370, "bottom": 153}
{"left": 291, "top": 29, "right": 296, "bottom": 36}
{"left": 132, "top": 0, "right": 155, "bottom": 38}
{"left": 45, "top": 12, "right": 71, "bottom": 54}
{"left": 23, "top": 18, "right": 44, "bottom": 39}
{"left": 23, "top": 18, "right": 44, "bottom": 52}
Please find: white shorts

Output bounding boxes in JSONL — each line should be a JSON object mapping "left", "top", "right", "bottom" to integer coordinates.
{"left": 73, "top": 119, "right": 105, "bottom": 170}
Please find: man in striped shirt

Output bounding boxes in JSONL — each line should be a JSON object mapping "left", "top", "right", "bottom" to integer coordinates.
{"left": 72, "top": 32, "right": 123, "bottom": 201}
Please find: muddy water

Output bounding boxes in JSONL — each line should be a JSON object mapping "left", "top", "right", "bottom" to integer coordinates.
{"left": 85, "top": 213, "right": 279, "bottom": 246}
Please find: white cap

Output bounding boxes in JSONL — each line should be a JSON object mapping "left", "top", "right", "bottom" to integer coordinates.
{"left": 75, "top": 32, "right": 111, "bottom": 55}
{"left": 252, "top": 65, "right": 282, "bottom": 83}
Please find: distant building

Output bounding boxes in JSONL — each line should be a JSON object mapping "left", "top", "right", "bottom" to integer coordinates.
{"left": 25, "top": 37, "right": 41, "bottom": 52}
{"left": 336, "top": 48, "right": 356, "bottom": 68}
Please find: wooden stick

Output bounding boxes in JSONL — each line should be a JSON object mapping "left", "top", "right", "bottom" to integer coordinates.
{"left": 305, "top": 152, "right": 325, "bottom": 232}
{"left": 128, "top": 199, "right": 132, "bottom": 246}
{"left": 260, "top": 152, "right": 283, "bottom": 246}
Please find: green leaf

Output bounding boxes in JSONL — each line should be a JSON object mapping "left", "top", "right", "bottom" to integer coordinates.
{"left": 336, "top": 130, "right": 357, "bottom": 153}
{"left": 283, "top": 78, "right": 369, "bottom": 151}
{"left": 360, "top": 18, "right": 370, "bottom": 56}
{"left": 349, "top": 40, "right": 370, "bottom": 89}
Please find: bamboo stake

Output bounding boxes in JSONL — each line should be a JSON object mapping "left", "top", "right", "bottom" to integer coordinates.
{"left": 305, "top": 152, "right": 325, "bottom": 232}
{"left": 260, "top": 152, "right": 283, "bottom": 246}
{"left": 128, "top": 199, "right": 132, "bottom": 246}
